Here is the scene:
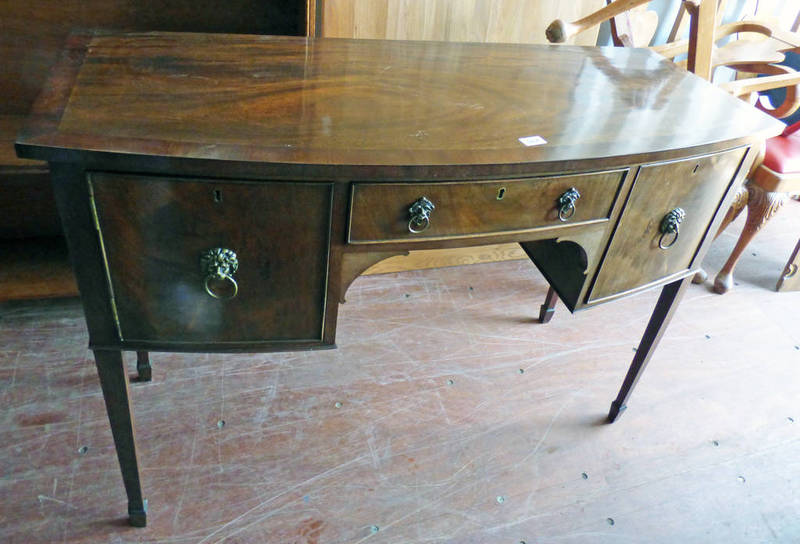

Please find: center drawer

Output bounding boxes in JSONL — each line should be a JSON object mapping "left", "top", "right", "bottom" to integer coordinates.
{"left": 347, "top": 170, "right": 627, "bottom": 243}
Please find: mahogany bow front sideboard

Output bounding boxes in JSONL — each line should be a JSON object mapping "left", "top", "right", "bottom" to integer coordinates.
{"left": 16, "top": 32, "right": 782, "bottom": 526}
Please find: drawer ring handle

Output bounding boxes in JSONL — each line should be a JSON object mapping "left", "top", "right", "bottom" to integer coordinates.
{"left": 408, "top": 196, "right": 435, "bottom": 234}
{"left": 658, "top": 208, "right": 686, "bottom": 250}
{"left": 200, "top": 248, "right": 239, "bottom": 300}
{"left": 557, "top": 187, "right": 581, "bottom": 222}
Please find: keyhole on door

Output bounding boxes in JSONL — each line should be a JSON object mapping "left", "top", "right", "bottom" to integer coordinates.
{"left": 213, "top": 189, "right": 222, "bottom": 203}
{"left": 497, "top": 187, "right": 506, "bottom": 200}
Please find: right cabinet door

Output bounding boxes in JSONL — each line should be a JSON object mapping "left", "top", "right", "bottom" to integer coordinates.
{"left": 588, "top": 147, "right": 747, "bottom": 302}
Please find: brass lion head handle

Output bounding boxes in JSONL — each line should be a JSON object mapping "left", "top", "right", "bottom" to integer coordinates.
{"left": 200, "top": 248, "right": 239, "bottom": 299}
{"left": 557, "top": 187, "right": 581, "bottom": 222}
{"left": 408, "top": 196, "right": 435, "bottom": 234}
{"left": 659, "top": 208, "right": 686, "bottom": 250}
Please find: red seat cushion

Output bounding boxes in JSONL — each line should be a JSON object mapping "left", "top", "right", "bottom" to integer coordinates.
{"left": 763, "top": 120, "right": 800, "bottom": 174}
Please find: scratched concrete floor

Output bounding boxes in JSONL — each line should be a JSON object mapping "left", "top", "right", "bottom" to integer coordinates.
{"left": 2, "top": 201, "right": 799, "bottom": 544}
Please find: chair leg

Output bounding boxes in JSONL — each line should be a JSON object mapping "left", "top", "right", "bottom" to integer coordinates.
{"left": 693, "top": 184, "right": 749, "bottom": 284}
{"left": 713, "top": 183, "right": 787, "bottom": 294}
{"left": 776, "top": 239, "right": 800, "bottom": 292}
{"left": 538, "top": 286, "right": 558, "bottom": 324}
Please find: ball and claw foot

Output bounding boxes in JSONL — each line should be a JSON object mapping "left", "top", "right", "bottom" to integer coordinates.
{"left": 607, "top": 401, "right": 627, "bottom": 423}
{"left": 691, "top": 269, "right": 707, "bottom": 284}
{"left": 713, "top": 272, "right": 733, "bottom": 294}
{"left": 128, "top": 499, "right": 148, "bottom": 527}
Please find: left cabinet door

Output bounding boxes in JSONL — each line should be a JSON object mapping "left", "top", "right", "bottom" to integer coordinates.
{"left": 89, "top": 172, "right": 333, "bottom": 347}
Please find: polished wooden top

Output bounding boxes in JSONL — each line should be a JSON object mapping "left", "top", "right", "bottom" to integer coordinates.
{"left": 17, "top": 32, "right": 782, "bottom": 173}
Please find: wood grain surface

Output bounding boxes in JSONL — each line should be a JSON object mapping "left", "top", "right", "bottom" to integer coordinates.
{"left": 310, "top": 0, "right": 603, "bottom": 275}
{"left": 0, "top": 0, "right": 303, "bottom": 117}
{"left": 363, "top": 244, "right": 526, "bottom": 274}
{"left": 317, "top": 0, "right": 604, "bottom": 45}
{"left": 349, "top": 171, "right": 624, "bottom": 243}
{"left": 590, "top": 148, "right": 747, "bottom": 301}
{"left": 16, "top": 32, "right": 782, "bottom": 175}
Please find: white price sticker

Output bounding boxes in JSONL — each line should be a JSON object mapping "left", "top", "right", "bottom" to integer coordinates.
{"left": 518, "top": 135, "right": 547, "bottom": 147}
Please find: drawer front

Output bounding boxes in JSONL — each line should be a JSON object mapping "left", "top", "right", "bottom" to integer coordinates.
{"left": 589, "top": 148, "right": 747, "bottom": 302}
{"left": 89, "top": 173, "right": 332, "bottom": 344}
{"left": 348, "top": 171, "right": 627, "bottom": 243}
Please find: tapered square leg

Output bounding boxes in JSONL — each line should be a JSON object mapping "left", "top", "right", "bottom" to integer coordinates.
{"left": 128, "top": 499, "right": 148, "bottom": 527}
{"left": 538, "top": 286, "right": 558, "bottom": 324}
{"left": 607, "top": 277, "right": 691, "bottom": 423}
{"left": 135, "top": 351, "right": 152, "bottom": 382}
{"left": 93, "top": 349, "right": 147, "bottom": 526}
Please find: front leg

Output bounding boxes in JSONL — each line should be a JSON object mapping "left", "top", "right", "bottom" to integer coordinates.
{"left": 608, "top": 277, "right": 691, "bottom": 422}
{"left": 94, "top": 349, "right": 148, "bottom": 526}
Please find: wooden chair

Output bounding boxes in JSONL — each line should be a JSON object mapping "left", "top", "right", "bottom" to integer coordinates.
{"left": 546, "top": 1, "right": 800, "bottom": 81}
{"left": 546, "top": 0, "right": 718, "bottom": 80}
{"left": 702, "top": 74, "right": 800, "bottom": 293}
{"left": 680, "top": 12, "right": 800, "bottom": 293}
{"left": 545, "top": 0, "right": 659, "bottom": 48}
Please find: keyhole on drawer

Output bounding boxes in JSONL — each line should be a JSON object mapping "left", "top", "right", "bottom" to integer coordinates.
{"left": 692, "top": 164, "right": 700, "bottom": 174}
{"left": 497, "top": 187, "right": 506, "bottom": 200}
{"left": 213, "top": 189, "right": 222, "bottom": 203}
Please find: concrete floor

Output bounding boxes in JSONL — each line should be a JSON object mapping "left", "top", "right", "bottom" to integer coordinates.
{"left": 1, "top": 200, "right": 799, "bottom": 543}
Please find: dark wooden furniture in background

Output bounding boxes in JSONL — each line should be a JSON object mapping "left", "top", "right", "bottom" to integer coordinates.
{"left": 16, "top": 32, "right": 782, "bottom": 527}
{"left": 0, "top": 0, "right": 304, "bottom": 299}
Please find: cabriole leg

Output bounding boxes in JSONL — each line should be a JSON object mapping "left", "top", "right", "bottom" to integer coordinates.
{"left": 714, "top": 184, "right": 787, "bottom": 294}
{"left": 93, "top": 349, "right": 148, "bottom": 526}
{"left": 693, "top": 183, "right": 749, "bottom": 284}
{"left": 608, "top": 277, "right": 691, "bottom": 423}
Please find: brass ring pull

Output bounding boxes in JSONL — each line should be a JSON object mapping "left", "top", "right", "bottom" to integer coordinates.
{"left": 659, "top": 230, "right": 680, "bottom": 250}
{"left": 200, "top": 248, "right": 239, "bottom": 300}
{"left": 557, "top": 187, "right": 580, "bottom": 222}
{"left": 658, "top": 208, "right": 686, "bottom": 250}
{"left": 204, "top": 272, "right": 238, "bottom": 299}
{"left": 408, "top": 196, "right": 435, "bottom": 234}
